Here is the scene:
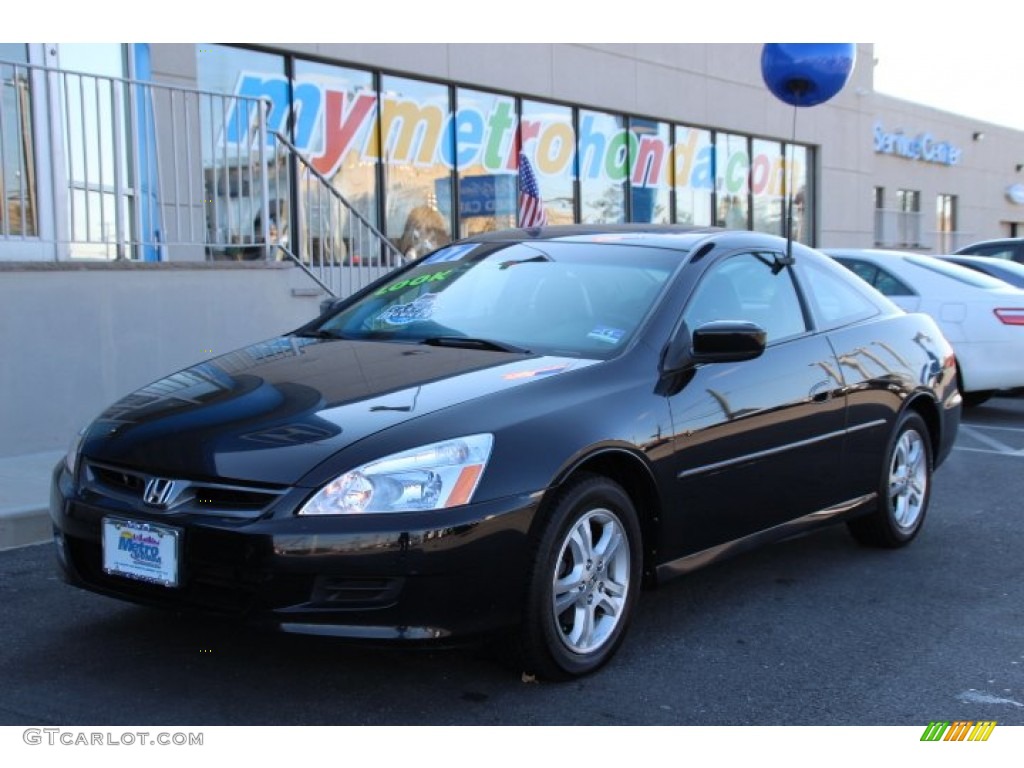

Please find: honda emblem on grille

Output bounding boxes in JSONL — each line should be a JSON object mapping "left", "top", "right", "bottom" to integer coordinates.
{"left": 143, "top": 477, "right": 179, "bottom": 508}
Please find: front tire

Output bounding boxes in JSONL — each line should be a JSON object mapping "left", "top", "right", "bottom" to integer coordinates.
{"left": 518, "top": 474, "right": 642, "bottom": 680}
{"left": 848, "top": 411, "right": 932, "bottom": 548}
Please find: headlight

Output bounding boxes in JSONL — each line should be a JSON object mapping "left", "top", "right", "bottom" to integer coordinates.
{"left": 298, "top": 434, "right": 494, "bottom": 515}
{"left": 64, "top": 428, "right": 86, "bottom": 478}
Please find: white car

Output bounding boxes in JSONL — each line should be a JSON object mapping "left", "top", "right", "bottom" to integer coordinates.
{"left": 825, "top": 248, "right": 1024, "bottom": 406}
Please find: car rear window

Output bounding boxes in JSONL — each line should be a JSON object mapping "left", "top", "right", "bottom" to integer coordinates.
{"left": 906, "top": 256, "right": 1010, "bottom": 289}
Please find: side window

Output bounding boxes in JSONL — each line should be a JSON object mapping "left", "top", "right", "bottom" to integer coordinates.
{"left": 683, "top": 252, "right": 806, "bottom": 343}
{"left": 971, "top": 245, "right": 1014, "bottom": 260}
{"left": 798, "top": 258, "right": 880, "bottom": 328}
{"left": 872, "top": 268, "right": 914, "bottom": 296}
{"left": 837, "top": 259, "right": 914, "bottom": 296}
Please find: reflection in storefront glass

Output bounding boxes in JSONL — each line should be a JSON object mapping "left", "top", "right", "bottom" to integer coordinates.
{"left": 752, "top": 138, "right": 784, "bottom": 236}
{"left": 521, "top": 100, "right": 575, "bottom": 226}
{"left": 716, "top": 132, "right": 750, "bottom": 230}
{"left": 294, "top": 60, "right": 377, "bottom": 266}
{"left": 579, "top": 110, "right": 626, "bottom": 224}
{"left": 0, "top": 43, "right": 35, "bottom": 237}
{"left": 196, "top": 45, "right": 286, "bottom": 259}
{"left": 188, "top": 45, "right": 818, "bottom": 251}
{"left": 789, "top": 144, "right": 812, "bottom": 244}
{"left": 630, "top": 118, "right": 670, "bottom": 224}
{"left": 673, "top": 126, "right": 713, "bottom": 226}
{"left": 381, "top": 75, "right": 453, "bottom": 260}
{"left": 452, "top": 89, "right": 518, "bottom": 238}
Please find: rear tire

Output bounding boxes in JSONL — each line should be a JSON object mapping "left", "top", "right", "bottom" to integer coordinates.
{"left": 962, "top": 390, "right": 994, "bottom": 408}
{"left": 518, "top": 474, "right": 642, "bottom": 680}
{"left": 848, "top": 411, "right": 932, "bottom": 548}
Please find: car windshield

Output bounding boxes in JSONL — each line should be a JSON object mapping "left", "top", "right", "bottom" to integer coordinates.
{"left": 906, "top": 256, "right": 1011, "bottom": 289}
{"left": 313, "top": 240, "right": 681, "bottom": 359}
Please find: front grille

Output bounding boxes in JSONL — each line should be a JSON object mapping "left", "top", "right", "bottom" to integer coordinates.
{"left": 91, "top": 465, "right": 146, "bottom": 494}
{"left": 82, "top": 460, "right": 287, "bottom": 519}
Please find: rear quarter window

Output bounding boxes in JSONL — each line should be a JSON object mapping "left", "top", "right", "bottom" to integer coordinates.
{"left": 799, "top": 256, "right": 881, "bottom": 329}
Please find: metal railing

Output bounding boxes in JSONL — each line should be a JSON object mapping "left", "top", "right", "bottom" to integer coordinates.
{"left": 272, "top": 130, "right": 405, "bottom": 297}
{"left": 1, "top": 59, "right": 286, "bottom": 261}
{"left": 874, "top": 208, "right": 924, "bottom": 249}
{"left": 1, "top": 59, "right": 404, "bottom": 297}
{"left": 929, "top": 230, "right": 976, "bottom": 254}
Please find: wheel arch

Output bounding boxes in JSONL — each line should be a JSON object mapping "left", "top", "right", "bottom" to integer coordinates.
{"left": 903, "top": 392, "right": 942, "bottom": 463}
{"left": 541, "top": 448, "right": 662, "bottom": 587}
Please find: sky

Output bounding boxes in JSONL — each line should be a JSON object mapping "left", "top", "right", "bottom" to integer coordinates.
{"left": 873, "top": 41, "right": 1024, "bottom": 131}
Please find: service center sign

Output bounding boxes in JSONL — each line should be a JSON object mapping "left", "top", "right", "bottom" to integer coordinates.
{"left": 874, "top": 122, "right": 962, "bottom": 166}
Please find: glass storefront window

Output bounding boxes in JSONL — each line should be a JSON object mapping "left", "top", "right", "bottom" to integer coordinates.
{"left": 751, "top": 139, "right": 784, "bottom": 236}
{"left": 381, "top": 75, "right": 453, "bottom": 260}
{"left": 579, "top": 109, "right": 626, "bottom": 224}
{"left": 58, "top": 44, "right": 129, "bottom": 257}
{"left": 521, "top": 100, "right": 575, "bottom": 225}
{"left": 196, "top": 44, "right": 285, "bottom": 259}
{"left": 0, "top": 44, "right": 35, "bottom": 237}
{"left": 716, "top": 132, "right": 749, "bottom": 230}
{"left": 673, "top": 126, "right": 713, "bottom": 226}
{"left": 629, "top": 118, "right": 670, "bottom": 224}
{"left": 452, "top": 88, "right": 517, "bottom": 238}
{"left": 294, "top": 60, "right": 377, "bottom": 266}
{"left": 789, "top": 144, "right": 812, "bottom": 244}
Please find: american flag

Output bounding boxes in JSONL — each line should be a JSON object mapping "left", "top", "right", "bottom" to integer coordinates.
{"left": 518, "top": 153, "right": 548, "bottom": 228}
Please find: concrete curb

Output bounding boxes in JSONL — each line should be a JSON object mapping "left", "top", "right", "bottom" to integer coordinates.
{"left": 0, "top": 506, "right": 52, "bottom": 552}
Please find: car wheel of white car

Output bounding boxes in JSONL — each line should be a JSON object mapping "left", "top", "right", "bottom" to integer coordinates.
{"left": 518, "top": 474, "right": 642, "bottom": 680}
{"left": 848, "top": 411, "right": 933, "bottom": 548}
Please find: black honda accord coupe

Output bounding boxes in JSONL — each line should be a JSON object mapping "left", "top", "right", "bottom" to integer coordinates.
{"left": 51, "top": 226, "right": 961, "bottom": 679}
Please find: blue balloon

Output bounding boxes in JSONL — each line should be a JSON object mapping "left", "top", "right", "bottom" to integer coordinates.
{"left": 761, "top": 44, "right": 856, "bottom": 107}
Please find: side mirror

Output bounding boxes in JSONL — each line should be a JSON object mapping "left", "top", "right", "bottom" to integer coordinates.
{"left": 319, "top": 297, "right": 344, "bottom": 316}
{"left": 692, "top": 321, "right": 766, "bottom": 363}
{"left": 662, "top": 320, "right": 767, "bottom": 372}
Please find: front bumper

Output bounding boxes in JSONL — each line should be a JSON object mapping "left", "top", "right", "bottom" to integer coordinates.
{"left": 50, "top": 463, "right": 541, "bottom": 642}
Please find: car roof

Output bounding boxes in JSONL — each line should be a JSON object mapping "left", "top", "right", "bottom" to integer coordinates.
{"left": 463, "top": 224, "right": 734, "bottom": 251}
{"left": 942, "top": 253, "right": 1024, "bottom": 268}
{"left": 825, "top": 248, "right": 1022, "bottom": 293}
{"left": 823, "top": 247, "right": 917, "bottom": 259}
{"left": 955, "top": 237, "right": 1024, "bottom": 251}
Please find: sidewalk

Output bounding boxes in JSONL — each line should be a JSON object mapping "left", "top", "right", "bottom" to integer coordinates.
{"left": 0, "top": 450, "right": 63, "bottom": 551}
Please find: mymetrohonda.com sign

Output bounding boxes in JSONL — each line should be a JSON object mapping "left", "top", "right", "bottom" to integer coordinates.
{"left": 224, "top": 72, "right": 802, "bottom": 194}
{"left": 873, "top": 121, "right": 962, "bottom": 166}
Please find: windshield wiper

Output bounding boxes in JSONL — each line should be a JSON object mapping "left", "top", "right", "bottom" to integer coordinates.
{"left": 293, "top": 329, "right": 347, "bottom": 339}
{"left": 420, "top": 336, "right": 531, "bottom": 354}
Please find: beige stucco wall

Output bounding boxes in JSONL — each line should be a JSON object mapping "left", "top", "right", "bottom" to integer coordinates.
{"left": 0, "top": 264, "right": 326, "bottom": 458}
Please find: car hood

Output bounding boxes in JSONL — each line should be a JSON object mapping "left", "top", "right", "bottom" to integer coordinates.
{"left": 81, "top": 336, "right": 597, "bottom": 485}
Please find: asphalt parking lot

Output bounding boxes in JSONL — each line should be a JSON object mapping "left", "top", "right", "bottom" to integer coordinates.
{"left": 1, "top": 395, "right": 1022, "bottom": 727}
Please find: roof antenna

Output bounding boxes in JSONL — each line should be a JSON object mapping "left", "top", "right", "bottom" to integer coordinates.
{"left": 761, "top": 44, "right": 857, "bottom": 272}
{"left": 777, "top": 84, "right": 806, "bottom": 273}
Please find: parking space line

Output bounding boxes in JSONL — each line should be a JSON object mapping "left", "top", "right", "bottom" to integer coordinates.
{"left": 953, "top": 446, "right": 1024, "bottom": 457}
{"left": 960, "top": 423, "right": 1024, "bottom": 433}
{"left": 958, "top": 425, "right": 1018, "bottom": 453}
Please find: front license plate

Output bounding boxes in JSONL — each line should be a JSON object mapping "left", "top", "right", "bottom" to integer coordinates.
{"left": 102, "top": 517, "right": 181, "bottom": 587}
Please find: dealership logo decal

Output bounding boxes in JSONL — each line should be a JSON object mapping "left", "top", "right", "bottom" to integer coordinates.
{"left": 117, "top": 531, "right": 162, "bottom": 567}
{"left": 225, "top": 72, "right": 802, "bottom": 194}
{"left": 920, "top": 720, "right": 996, "bottom": 741}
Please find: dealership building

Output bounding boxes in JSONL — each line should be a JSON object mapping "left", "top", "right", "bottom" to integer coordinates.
{"left": 3, "top": 41, "right": 1024, "bottom": 481}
